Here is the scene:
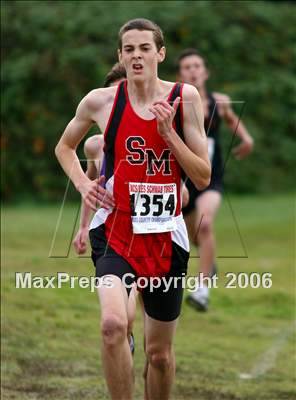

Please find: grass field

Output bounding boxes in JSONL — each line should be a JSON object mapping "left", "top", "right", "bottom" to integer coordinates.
{"left": 2, "top": 194, "right": 295, "bottom": 400}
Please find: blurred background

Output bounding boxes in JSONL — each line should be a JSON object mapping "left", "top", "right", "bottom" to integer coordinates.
{"left": 2, "top": 1, "right": 295, "bottom": 400}
{"left": 2, "top": 0, "right": 296, "bottom": 201}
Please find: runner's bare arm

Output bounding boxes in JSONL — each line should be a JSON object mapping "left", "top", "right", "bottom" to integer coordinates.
{"left": 214, "top": 92, "right": 254, "bottom": 159}
{"left": 55, "top": 91, "right": 99, "bottom": 188}
{"left": 84, "top": 135, "right": 104, "bottom": 180}
{"left": 78, "top": 135, "right": 104, "bottom": 227}
{"left": 85, "top": 157, "right": 98, "bottom": 181}
{"left": 55, "top": 91, "right": 115, "bottom": 211}
{"left": 181, "top": 181, "right": 189, "bottom": 208}
{"left": 150, "top": 84, "right": 211, "bottom": 190}
{"left": 73, "top": 135, "right": 104, "bottom": 254}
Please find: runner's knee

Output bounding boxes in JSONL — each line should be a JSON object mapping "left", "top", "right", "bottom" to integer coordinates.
{"left": 146, "top": 345, "right": 173, "bottom": 372}
{"left": 101, "top": 314, "right": 128, "bottom": 346}
{"left": 198, "top": 216, "right": 213, "bottom": 237}
{"left": 191, "top": 229, "right": 199, "bottom": 246}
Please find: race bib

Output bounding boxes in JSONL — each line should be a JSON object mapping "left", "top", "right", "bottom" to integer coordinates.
{"left": 129, "top": 182, "right": 177, "bottom": 234}
{"left": 208, "top": 137, "right": 215, "bottom": 163}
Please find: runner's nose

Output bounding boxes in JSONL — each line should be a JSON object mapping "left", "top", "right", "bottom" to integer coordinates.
{"left": 132, "top": 52, "right": 142, "bottom": 60}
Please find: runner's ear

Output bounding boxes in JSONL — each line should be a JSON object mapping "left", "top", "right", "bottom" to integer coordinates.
{"left": 157, "top": 46, "right": 166, "bottom": 63}
{"left": 118, "top": 48, "right": 122, "bottom": 64}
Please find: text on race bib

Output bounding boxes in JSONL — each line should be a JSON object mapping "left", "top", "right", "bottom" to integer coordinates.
{"left": 129, "top": 182, "right": 177, "bottom": 234}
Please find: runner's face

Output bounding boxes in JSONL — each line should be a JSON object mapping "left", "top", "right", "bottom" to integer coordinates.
{"left": 119, "top": 30, "right": 165, "bottom": 82}
{"left": 179, "top": 55, "right": 208, "bottom": 88}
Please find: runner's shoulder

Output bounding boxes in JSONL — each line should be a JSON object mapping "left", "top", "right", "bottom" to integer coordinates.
{"left": 84, "top": 134, "right": 103, "bottom": 159}
{"left": 183, "top": 83, "right": 199, "bottom": 98}
{"left": 79, "top": 86, "right": 118, "bottom": 114}
{"left": 182, "top": 83, "right": 200, "bottom": 101}
{"left": 161, "top": 80, "right": 198, "bottom": 95}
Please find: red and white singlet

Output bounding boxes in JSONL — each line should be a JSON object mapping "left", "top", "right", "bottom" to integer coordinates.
{"left": 90, "top": 81, "right": 189, "bottom": 277}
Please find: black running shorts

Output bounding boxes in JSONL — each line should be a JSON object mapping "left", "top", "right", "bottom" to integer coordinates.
{"left": 89, "top": 225, "right": 189, "bottom": 322}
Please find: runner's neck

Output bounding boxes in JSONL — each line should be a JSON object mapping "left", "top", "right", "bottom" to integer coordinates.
{"left": 127, "top": 77, "right": 162, "bottom": 106}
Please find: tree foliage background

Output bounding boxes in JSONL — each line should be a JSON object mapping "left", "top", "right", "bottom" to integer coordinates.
{"left": 2, "top": 0, "right": 296, "bottom": 201}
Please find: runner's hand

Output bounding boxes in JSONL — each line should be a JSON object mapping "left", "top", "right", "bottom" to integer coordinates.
{"left": 149, "top": 97, "right": 180, "bottom": 140}
{"left": 181, "top": 184, "right": 189, "bottom": 208}
{"left": 78, "top": 176, "right": 115, "bottom": 211}
{"left": 73, "top": 227, "right": 89, "bottom": 255}
{"left": 232, "top": 137, "right": 254, "bottom": 160}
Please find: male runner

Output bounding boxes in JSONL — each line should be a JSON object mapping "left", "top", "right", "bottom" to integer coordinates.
{"left": 55, "top": 19, "right": 210, "bottom": 400}
{"left": 177, "top": 49, "right": 254, "bottom": 311}
{"left": 73, "top": 61, "right": 188, "bottom": 359}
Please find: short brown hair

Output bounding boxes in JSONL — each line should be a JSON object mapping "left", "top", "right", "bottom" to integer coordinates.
{"left": 103, "top": 63, "right": 126, "bottom": 87}
{"left": 118, "top": 18, "right": 164, "bottom": 51}
{"left": 176, "top": 48, "right": 207, "bottom": 71}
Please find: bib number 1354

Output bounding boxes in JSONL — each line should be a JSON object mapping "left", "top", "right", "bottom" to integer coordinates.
{"left": 130, "top": 193, "right": 175, "bottom": 217}
{"left": 129, "top": 182, "right": 177, "bottom": 234}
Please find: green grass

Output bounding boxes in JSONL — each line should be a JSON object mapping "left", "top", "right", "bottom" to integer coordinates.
{"left": 2, "top": 194, "right": 296, "bottom": 399}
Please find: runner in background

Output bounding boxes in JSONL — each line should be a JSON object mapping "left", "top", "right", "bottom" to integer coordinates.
{"left": 177, "top": 49, "right": 254, "bottom": 312}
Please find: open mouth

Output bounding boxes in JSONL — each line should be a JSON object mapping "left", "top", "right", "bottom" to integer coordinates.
{"left": 132, "top": 64, "right": 143, "bottom": 72}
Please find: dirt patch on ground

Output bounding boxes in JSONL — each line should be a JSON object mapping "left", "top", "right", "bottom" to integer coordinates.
{"left": 17, "top": 357, "right": 94, "bottom": 378}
